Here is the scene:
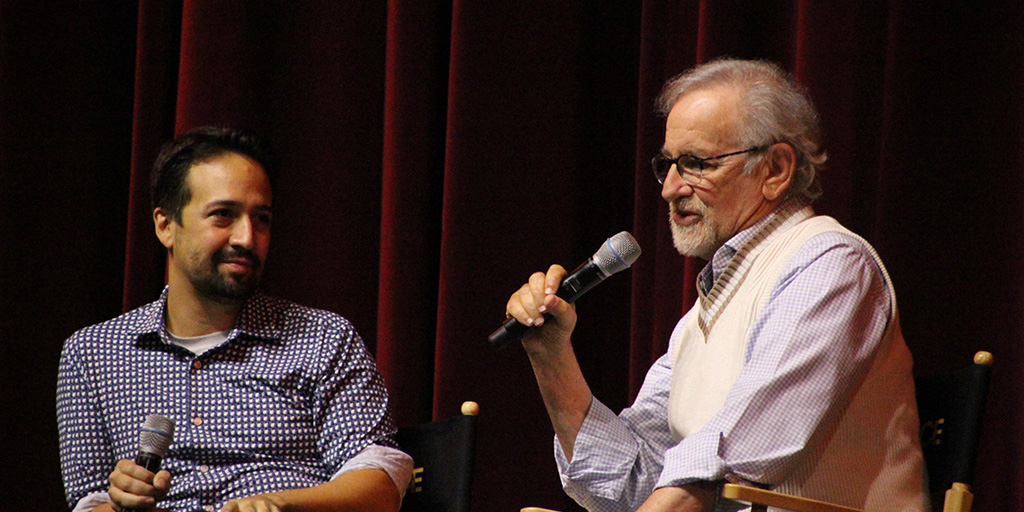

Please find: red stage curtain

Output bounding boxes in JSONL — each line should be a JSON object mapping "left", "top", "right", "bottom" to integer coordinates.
{"left": 3, "top": 2, "right": 1022, "bottom": 511}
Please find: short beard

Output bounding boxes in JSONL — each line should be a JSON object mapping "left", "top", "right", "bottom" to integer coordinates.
{"left": 669, "top": 199, "right": 721, "bottom": 260}
{"left": 191, "top": 248, "right": 263, "bottom": 304}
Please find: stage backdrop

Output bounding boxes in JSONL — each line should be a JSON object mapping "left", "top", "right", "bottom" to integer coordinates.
{"left": 2, "top": 1, "right": 1021, "bottom": 511}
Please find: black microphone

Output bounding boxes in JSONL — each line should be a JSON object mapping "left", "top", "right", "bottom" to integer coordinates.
{"left": 488, "top": 231, "right": 641, "bottom": 350}
{"left": 124, "top": 414, "right": 175, "bottom": 512}
{"left": 135, "top": 414, "right": 175, "bottom": 473}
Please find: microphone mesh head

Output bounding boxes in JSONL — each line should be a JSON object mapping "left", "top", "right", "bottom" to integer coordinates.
{"left": 593, "top": 231, "right": 641, "bottom": 276}
{"left": 139, "top": 414, "right": 175, "bottom": 457}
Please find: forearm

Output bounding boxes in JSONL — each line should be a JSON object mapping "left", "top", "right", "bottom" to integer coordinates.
{"left": 636, "top": 483, "right": 719, "bottom": 512}
{"left": 232, "top": 468, "right": 401, "bottom": 512}
{"left": 85, "top": 503, "right": 169, "bottom": 512}
{"left": 556, "top": 363, "right": 677, "bottom": 512}
{"left": 528, "top": 340, "right": 593, "bottom": 460}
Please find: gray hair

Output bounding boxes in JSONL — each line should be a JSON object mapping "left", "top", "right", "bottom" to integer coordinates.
{"left": 656, "top": 58, "right": 826, "bottom": 203}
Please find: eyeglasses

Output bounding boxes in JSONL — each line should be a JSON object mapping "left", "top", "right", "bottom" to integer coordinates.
{"left": 651, "top": 146, "right": 767, "bottom": 185}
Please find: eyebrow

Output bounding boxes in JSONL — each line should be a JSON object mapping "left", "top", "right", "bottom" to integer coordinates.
{"left": 202, "top": 200, "right": 272, "bottom": 212}
{"left": 659, "top": 146, "right": 712, "bottom": 158}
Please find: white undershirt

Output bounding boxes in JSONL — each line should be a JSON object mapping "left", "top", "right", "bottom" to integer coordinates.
{"left": 167, "top": 329, "right": 229, "bottom": 356}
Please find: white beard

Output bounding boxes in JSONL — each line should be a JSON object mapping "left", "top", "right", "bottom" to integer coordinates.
{"left": 669, "top": 199, "right": 721, "bottom": 260}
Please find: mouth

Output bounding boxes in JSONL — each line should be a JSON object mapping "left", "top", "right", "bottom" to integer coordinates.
{"left": 221, "top": 259, "right": 253, "bottom": 273}
{"left": 670, "top": 204, "right": 702, "bottom": 226}
{"left": 217, "top": 252, "right": 259, "bottom": 274}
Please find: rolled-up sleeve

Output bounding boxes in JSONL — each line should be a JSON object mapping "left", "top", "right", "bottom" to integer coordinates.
{"left": 554, "top": 351, "right": 677, "bottom": 511}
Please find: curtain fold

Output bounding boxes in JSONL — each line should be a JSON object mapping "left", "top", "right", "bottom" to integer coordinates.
{"left": 377, "top": 0, "right": 451, "bottom": 427}
{"left": 4, "top": 2, "right": 1022, "bottom": 511}
{"left": 429, "top": 5, "right": 641, "bottom": 507}
{"left": 124, "top": 0, "right": 183, "bottom": 310}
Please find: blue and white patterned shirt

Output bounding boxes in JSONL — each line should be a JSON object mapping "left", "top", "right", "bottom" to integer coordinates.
{"left": 57, "top": 288, "right": 411, "bottom": 511}
{"left": 554, "top": 205, "right": 900, "bottom": 511}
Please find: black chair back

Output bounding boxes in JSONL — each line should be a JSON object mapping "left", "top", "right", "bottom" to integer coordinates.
{"left": 396, "top": 412, "right": 477, "bottom": 512}
{"left": 915, "top": 352, "right": 992, "bottom": 506}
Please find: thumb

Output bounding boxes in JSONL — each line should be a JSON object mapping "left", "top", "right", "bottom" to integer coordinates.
{"left": 153, "top": 470, "right": 172, "bottom": 493}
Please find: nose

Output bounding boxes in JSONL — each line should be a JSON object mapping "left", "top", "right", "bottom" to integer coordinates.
{"left": 230, "top": 216, "right": 255, "bottom": 249}
{"left": 661, "top": 164, "right": 693, "bottom": 202}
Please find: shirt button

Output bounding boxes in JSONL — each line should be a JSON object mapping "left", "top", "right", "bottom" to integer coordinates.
{"left": 204, "top": 506, "right": 214, "bottom": 511}
{"left": 192, "top": 360, "right": 202, "bottom": 370}
{"left": 193, "top": 416, "right": 203, "bottom": 426}
{"left": 199, "top": 464, "right": 210, "bottom": 472}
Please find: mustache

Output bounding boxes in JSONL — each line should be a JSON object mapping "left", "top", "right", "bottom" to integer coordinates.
{"left": 670, "top": 198, "right": 708, "bottom": 216}
{"left": 214, "top": 248, "right": 262, "bottom": 269}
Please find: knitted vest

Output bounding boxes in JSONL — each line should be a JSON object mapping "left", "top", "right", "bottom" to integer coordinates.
{"left": 667, "top": 212, "right": 925, "bottom": 511}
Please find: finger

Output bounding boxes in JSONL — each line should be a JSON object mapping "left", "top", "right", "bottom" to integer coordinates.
{"left": 114, "top": 459, "right": 154, "bottom": 483}
{"left": 526, "top": 271, "right": 549, "bottom": 323}
{"left": 109, "top": 461, "right": 163, "bottom": 510}
{"left": 153, "top": 470, "right": 172, "bottom": 496}
{"left": 108, "top": 483, "right": 156, "bottom": 511}
{"left": 109, "top": 469, "right": 152, "bottom": 496}
{"left": 506, "top": 272, "right": 544, "bottom": 324}
{"left": 508, "top": 285, "right": 537, "bottom": 325}
{"left": 544, "top": 264, "right": 567, "bottom": 296}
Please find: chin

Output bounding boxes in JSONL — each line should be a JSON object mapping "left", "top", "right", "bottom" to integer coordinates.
{"left": 671, "top": 227, "right": 716, "bottom": 260}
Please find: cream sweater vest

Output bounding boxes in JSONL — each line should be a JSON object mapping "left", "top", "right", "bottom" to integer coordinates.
{"left": 667, "top": 213, "right": 925, "bottom": 511}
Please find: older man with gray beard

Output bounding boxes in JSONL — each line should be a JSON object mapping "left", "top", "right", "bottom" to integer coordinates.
{"left": 503, "top": 59, "right": 926, "bottom": 512}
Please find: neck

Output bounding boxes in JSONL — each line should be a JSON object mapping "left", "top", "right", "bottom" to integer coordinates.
{"left": 164, "top": 275, "right": 244, "bottom": 337}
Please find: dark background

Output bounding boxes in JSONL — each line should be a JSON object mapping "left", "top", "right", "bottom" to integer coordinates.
{"left": 2, "top": 1, "right": 1020, "bottom": 511}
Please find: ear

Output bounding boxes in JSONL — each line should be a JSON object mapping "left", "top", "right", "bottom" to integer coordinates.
{"left": 154, "top": 208, "right": 176, "bottom": 250}
{"left": 761, "top": 142, "right": 796, "bottom": 201}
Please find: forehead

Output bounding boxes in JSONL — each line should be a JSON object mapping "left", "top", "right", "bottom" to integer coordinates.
{"left": 663, "top": 85, "right": 742, "bottom": 153}
{"left": 184, "top": 152, "right": 272, "bottom": 205}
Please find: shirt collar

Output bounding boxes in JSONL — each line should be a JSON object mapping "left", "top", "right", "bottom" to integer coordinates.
{"left": 128, "top": 286, "right": 283, "bottom": 347}
{"left": 698, "top": 200, "right": 811, "bottom": 294}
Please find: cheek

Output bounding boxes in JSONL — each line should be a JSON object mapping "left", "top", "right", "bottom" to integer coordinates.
{"left": 256, "top": 231, "right": 271, "bottom": 249}
{"left": 183, "top": 229, "right": 231, "bottom": 255}
{"left": 691, "top": 189, "right": 717, "bottom": 210}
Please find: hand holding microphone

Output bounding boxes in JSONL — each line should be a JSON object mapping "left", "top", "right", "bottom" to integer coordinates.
{"left": 490, "top": 231, "right": 641, "bottom": 349}
{"left": 110, "top": 414, "right": 175, "bottom": 511}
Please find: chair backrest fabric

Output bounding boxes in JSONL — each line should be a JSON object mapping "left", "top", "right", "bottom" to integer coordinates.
{"left": 396, "top": 413, "right": 478, "bottom": 512}
{"left": 914, "top": 353, "right": 992, "bottom": 505}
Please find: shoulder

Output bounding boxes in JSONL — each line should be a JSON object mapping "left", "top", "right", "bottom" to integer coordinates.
{"left": 247, "top": 293, "right": 364, "bottom": 347}
{"left": 269, "top": 295, "right": 356, "bottom": 331}
{"left": 779, "top": 220, "right": 893, "bottom": 300}
{"left": 59, "top": 300, "right": 163, "bottom": 380}
{"left": 64, "top": 299, "right": 161, "bottom": 350}
{"left": 789, "top": 217, "right": 884, "bottom": 267}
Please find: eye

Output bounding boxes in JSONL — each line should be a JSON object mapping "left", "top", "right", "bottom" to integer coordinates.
{"left": 679, "top": 155, "right": 705, "bottom": 174}
{"left": 655, "top": 156, "right": 674, "bottom": 174}
{"left": 207, "top": 208, "right": 239, "bottom": 226}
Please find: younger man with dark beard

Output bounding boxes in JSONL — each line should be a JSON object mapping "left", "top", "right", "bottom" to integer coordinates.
{"left": 57, "top": 127, "right": 412, "bottom": 512}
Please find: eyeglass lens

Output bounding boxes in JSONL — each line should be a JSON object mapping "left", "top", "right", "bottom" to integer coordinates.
{"left": 651, "top": 155, "right": 706, "bottom": 185}
{"left": 652, "top": 146, "right": 765, "bottom": 185}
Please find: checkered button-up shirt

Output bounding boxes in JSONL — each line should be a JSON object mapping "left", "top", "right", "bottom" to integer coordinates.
{"left": 58, "top": 288, "right": 406, "bottom": 511}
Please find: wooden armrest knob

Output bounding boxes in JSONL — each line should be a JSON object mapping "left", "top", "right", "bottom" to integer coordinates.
{"left": 461, "top": 401, "right": 480, "bottom": 416}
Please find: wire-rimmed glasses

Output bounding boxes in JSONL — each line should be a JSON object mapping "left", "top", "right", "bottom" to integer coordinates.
{"left": 651, "top": 146, "right": 766, "bottom": 185}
